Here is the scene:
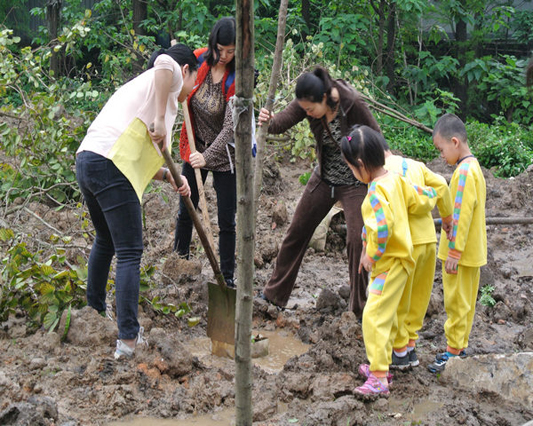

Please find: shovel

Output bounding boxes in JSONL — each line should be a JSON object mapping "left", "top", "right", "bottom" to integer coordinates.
{"left": 161, "top": 148, "right": 236, "bottom": 346}
{"left": 181, "top": 101, "right": 216, "bottom": 252}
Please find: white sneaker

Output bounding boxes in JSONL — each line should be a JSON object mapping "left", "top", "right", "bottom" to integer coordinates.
{"left": 114, "top": 326, "right": 147, "bottom": 360}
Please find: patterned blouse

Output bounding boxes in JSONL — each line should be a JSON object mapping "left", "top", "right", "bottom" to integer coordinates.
{"left": 190, "top": 71, "right": 235, "bottom": 172}
{"left": 321, "top": 116, "right": 358, "bottom": 186}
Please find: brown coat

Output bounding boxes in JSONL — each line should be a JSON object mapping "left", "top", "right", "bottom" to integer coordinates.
{"left": 267, "top": 79, "right": 380, "bottom": 177}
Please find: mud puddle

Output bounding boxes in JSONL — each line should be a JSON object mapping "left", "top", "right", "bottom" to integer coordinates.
{"left": 388, "top": 397, "right": 444, "bottom": 422}
{"left": 107, "top": 408, "right": 234, "bottom": 426}
{"left": 185, "top": 329, "right": 310, "bottom": 373}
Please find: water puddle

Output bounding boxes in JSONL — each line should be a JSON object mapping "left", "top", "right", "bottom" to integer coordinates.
{"left": 186, "top": 329, "right": 310, "bottom": 374}
{"left": 107, "top": 408, "right": 235, "bottom": 426}
{"left": 388, "top": 397, "right": 443, "bottom": 421}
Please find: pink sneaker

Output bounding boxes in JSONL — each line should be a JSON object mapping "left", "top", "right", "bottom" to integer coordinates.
{"left": 354, "top": 373, "right": 390, "bottom": 398}
{"left": 358, "top": 364, "right": 393, "bottom": 385}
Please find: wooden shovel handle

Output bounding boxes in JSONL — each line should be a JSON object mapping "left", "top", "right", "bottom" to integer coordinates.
{"left": 181, "top": 101, "right": 216, "bottom": 251}
{"left": 161, "top": 149, "right": 227, "bottom": 289}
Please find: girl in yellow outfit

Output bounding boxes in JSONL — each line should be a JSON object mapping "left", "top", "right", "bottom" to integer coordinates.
{"left": 381, "top": 142, "right": 453, "bottom": 369}
{"left": 341, "top": 125, "right": 438, "bottom": 397}
{"left": 429, "top": 113, "right": 487, "bottom": 373}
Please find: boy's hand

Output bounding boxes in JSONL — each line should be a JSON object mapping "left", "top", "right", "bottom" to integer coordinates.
{"left": 445, "top": 256, "right": 459, "bottom": 275}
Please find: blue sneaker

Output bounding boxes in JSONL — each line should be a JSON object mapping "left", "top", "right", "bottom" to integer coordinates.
{"left": 427, "top": 350, "right": 466, "bottom": 373}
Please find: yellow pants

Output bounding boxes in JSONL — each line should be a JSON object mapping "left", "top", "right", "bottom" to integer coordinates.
{"left": 443, "top": 265, "right": 480, "bottom": 351}
{"left": 393, "top": 243, "right": 436, "bottom": 349}
{"left": 363, "top": 260, "right": 408, "bottom": 373}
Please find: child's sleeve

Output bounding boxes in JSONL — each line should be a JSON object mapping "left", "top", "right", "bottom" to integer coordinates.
{"left": 402, "top": 177, "right": 438, "bottom": 216}
{"left": 448, "top": 163, "right": 479, "bottom": 260}
{"left": 422, "top": 165, "right": 453, "bottom": 220}
{"left": 364, "top": 191, "right": 392, "bottom": 265}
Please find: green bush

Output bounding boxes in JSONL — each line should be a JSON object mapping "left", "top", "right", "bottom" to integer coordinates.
{"left": 381, "top": 120, "right": 437, "bottom": 163}
{"left": 467, "top": 119, "right": 533, "bottom": 177}
{"left": 0, "top": 228, "right": 88, "bottom": 333}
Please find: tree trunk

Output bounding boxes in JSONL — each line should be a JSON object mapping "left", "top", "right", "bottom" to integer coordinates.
{"left": 47, "top": 0, "right": 61, "bottom": 77}
{"left": 234, "top": 0, "right": 255, "bottom": 424}
{"left": 253, "top": 0, "right": 289, "bottom": 217}
{"left": 385, "top": 1, "right": 397, "bottom": 93}
{"left": 370, "top": 0, "right": 386, "bottom": 75}
{"left": 301, "top": 0, "right": 310, "bottom": 40}
{"left": 133, "top": 0, "right": 147, "bottom": 36}
{"left": 454, "top": 17, "right": 468, "bottom": 119}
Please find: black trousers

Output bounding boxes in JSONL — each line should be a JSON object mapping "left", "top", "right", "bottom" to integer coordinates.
{"left": 174, "top": 162, "right": 236, "bottom": 281}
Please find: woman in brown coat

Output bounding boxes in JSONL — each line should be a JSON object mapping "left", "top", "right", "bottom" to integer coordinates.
{"left": 258, "top": 66, "right": 381, "bottom": 318}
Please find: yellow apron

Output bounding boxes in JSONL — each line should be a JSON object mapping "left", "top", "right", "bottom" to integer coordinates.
{"left": 107, "top": 118, "right": 167, "bottom": 202}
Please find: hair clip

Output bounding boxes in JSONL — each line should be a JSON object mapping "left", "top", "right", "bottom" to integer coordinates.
{"left": 346, "top": 136, "right": 352, "bottom": 141}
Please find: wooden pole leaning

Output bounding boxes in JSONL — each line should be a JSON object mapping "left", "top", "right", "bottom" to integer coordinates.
{"left": 181, "top": 101, "right": 216, "bottom": 252}
{"left": 161, "top": 148, "right": 227, "bottom": 289}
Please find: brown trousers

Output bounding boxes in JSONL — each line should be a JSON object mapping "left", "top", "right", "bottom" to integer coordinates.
{"left": 263, "top": 172, "right": 368, "bottom": 317}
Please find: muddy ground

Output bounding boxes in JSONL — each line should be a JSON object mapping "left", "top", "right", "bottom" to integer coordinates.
{"left": 1, "top": 152, "right": 533, "bottom": 426}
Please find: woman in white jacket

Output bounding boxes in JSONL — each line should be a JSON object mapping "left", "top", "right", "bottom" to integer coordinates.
{"left": 75, "top": 44, "right": 196, "bottom": 360}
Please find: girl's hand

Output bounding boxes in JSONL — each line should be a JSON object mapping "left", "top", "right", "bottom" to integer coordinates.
{"left": 189, "top": 152, "right": 206, "bottom": 169}
{"left": 149, "top": 118, "right": 167, "bottom": 150}
{"left": 257, "top": 107, "right": 273, "bottom": 126}
{"left": 360, "top": 255, "right": 373, "bottom": 272}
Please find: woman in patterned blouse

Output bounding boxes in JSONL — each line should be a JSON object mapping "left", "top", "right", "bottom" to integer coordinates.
{"left": 257, "top": 67, "right": 381, "bottom": 318}
{"left": 175, "top": 17, "right": 238, "bottom": 288}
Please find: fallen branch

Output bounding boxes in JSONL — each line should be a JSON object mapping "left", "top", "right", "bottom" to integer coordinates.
{"left": 23, "top": 207, "right": 63, "bottom": 235}
{"left": 359, "top": 93, "right": 433, "bottom": 134}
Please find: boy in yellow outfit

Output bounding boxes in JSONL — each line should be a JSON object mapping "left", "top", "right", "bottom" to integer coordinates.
{"left": 428, "top": 113, "right": 487, "bottom": 373}
{"left": 380, "top": 141, "right": 453, "bottom": 370}
{"left": 341, "top": 125, "right": 438, "bottom": 398}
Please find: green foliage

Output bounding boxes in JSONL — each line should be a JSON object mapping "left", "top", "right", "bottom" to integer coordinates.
{"left": 467, "top": 119, "right": 533, "bottom": 177}
{"left": 479, "top": 284, "right": 496, "bottom": 307}
{"left": 512, "top": 10, "right": 533, "bottom": 44}
{"left": 299, "top": 172, "right": 311, "bottom": 186}
{"left": 0, "top": 228, "right": 88, "bottom": 332}
{"left": 312, "top": 13, "right": 370, "bottom": 68}
{"left": 477, "top": 56, "right": 533, "bottom": 126}
{"left": 0, "top": 27, "right": 99, "bottom": 205}
{"left": 381, "top": 121, "right": 437, "bottom": 162}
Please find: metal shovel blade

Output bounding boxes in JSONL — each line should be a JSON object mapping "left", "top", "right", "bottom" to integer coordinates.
{"left": 206, "top": 282, "right": 237, "bottom": 345}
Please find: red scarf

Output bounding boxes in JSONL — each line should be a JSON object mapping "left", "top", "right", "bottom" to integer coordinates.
{"left": 179, "top": 47, "right": 236, "bottom": 162}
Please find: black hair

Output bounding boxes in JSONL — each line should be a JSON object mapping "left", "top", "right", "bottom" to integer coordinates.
{"left": 295, "top": 66, "right": 338, "bottom": 111}
{"left": 147, "top": 43, "right": 198, "bottom": 71}
{"left": 341, "top": 125, "right": 385, "bottom": 172}
{"left": 205, "top": 17, "right": 236, "bottom": 71}
{"left": 380, "top": 136, "right": 390, "bottom": 151}
{"left": 432, "top": 113, "right": 467, "bottom": 144}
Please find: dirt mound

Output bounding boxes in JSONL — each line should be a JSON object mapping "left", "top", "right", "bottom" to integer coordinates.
{"left": 1, "top": 158, "right": 533, "bottom": 425}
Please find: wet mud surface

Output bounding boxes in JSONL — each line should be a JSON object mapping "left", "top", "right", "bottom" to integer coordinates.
{"left": 1, "top": 156, "right": 533, "bottom": 425}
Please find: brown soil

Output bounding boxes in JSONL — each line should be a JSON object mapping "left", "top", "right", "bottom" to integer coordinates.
{"left": 1, "top": 154, "right": 533, "bottom": 426}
